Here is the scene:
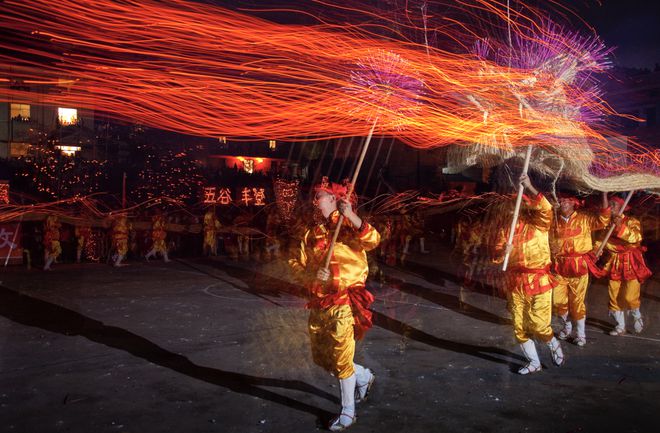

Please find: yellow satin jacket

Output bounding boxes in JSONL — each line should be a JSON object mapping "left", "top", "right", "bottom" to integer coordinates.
{"left": 289, "top": 211, "right": 380, "bottom": 301}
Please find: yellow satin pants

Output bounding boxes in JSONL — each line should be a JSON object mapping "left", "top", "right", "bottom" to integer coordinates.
{"left": 552, "top": 273, "right": 589, "bottom": 321}
{"left": 509, "top": 288, "right": 554, "bottom": 344}
{"left": 152, "top": 239, "right": 167, "bottom": 253}
{"left": 608, "top": 279, "right": 641, "bottom": 311}
{"left": 48, "top": 240, "right": 62, "bottom": 258}
{"left": 203, "top": 232, "right": 217, "bottom": 249}
{"left": 308, "top": 304, "right": 355, "bottom": 379}
{"left": 114, "top": 239, "right": 128, "bottom": 256}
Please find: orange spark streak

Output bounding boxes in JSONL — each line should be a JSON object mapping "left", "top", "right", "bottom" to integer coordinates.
{"left": 0, "top": 0, "right": 657, "bottom": 175}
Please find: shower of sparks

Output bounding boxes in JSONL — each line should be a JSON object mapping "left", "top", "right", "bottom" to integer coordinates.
{"left": 0, "top": 0, "right": 657, "bottom": 175}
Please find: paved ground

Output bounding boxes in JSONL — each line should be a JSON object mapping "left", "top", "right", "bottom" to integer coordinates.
{"left": 0, "top": 247, "right": 658, "bottom": 433}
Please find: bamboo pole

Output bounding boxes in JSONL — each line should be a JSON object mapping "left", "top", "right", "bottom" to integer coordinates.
{"left": 502, "top": 145, "right": 533, "bottom": 271}
{"left": 594, "top": 190, "right": 635, "bottom": 258}
{"left": 323, "top": 118, "right": 378, "bottom": 271}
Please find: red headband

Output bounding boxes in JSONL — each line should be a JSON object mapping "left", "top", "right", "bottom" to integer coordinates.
{"left": 313, "top": 177, "right": 357, "bottom": 205}
{"left": 610, "top": 196, "right": 629, "bottom": 211}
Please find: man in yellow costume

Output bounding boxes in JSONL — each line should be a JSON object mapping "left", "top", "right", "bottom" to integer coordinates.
{"left": 495, "top": 174, "right": 564, "bottom": 375}
{"left": 551, "top": 192, "right": 610, "bottom": 346}
{"left": 145, "top": 213, "right": 170, "bottom": 262}
{"left": 599, "top": 195, "right": 652, "bottom": 335}
{"left": 203, "top": 207, "right": 221, "bottom": 256}
{"left": 43, "top": 214, "right": 62, "bottom": 271}
{"left": 289, "top": 181, "right": 380, "bottom": 431}
{"left": 75, "top": 221, "right": 92, "bottom": 264}
{"left": 111, "top": 213, "right": 130, "bottom": 267}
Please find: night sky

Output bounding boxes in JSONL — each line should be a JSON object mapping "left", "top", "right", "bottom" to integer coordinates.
{"left": 577, "top": 0, "right": 660, "bottom": 69}
{"left": 231, "top": 0, "right": 660, "bottom": 70}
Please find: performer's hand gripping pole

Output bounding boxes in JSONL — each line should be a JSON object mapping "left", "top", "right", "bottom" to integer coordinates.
{"left": 594, "top": 190, "right": 635, "bottom": 259}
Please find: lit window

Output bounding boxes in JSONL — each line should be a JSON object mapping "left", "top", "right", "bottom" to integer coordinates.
{"left": 243, "top": 159, "right": 254, "bottom": 174}
{"left": 10, "top": 103, "right": 30, "bottom": 120}
{"left": 58, "top": 108, "right": 78, "bottom": 125}
{"left": 269, "top": 139, "right": 277, "bottom": 150}
{"left": 56, "top": 145, "right": 81, "bottom": 156}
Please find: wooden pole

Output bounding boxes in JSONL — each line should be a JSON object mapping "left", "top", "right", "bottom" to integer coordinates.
{"left": 502, "top": 145, "right": 533, "bottom": 271}
{"left": 122, "top": 172, "right": 127, "bottom": 209}
{"left": 323, "top": 118, "right": 378, "bottom": 271}
{"left": 594, "top": 190, "right": 635, "bottom": 258}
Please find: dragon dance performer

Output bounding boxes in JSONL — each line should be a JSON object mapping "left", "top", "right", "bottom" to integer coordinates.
{"left": 145, "top": 212, "right": 170, "bottom": 262}
{"left": 289, "top": 180, "right": 380, "bottom": 431}
{"left": 43, "top": 214, "right": 62, "bottom": 271}
{"left": 598, "top": 196, "right": 652, "bottom": 336}
{"left": 203, "top": 207, "right": 221, "bottom": 256}
{"left": 75, "top": 221, "right": 93, "bottom": 264}
{"left": 550, "top": 192, "right": 610, "bottom": 346}
{"left": 494, "top": 174, "right": 565, "bottom": 375}
{"left": 111, "top": 213, "right": 130, "bottom": 267}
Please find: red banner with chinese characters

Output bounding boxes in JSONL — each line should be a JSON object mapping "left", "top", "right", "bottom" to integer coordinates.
{"left": 0, "top": 223, "right": 22, "bottom": 264}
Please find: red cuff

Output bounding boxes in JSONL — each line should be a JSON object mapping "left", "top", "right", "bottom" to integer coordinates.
{"left": 358, "top": 222, "right": 371, "bottom": 238}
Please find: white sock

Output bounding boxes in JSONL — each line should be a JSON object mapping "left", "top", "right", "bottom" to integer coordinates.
{"left": 339, "top": 374, "right": 356, "bottom": 418}
{"left": 353, "top": 364, "right": 369, "bottom": 386}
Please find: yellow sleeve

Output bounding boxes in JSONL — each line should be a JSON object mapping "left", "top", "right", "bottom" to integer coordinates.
{"left": 615, "top": 217, "right": 643, "bottom": 244}
{"left": 523, "top": 193, "right": 553, "bottom": 232}
{"left": 586, "top": 208, "right": 611, "bottom": 231}
{"left": 288, "top": 229, "right": 313, "bottom": 285}
{"left": 356, "top": 222, "right": 381, "bottom": 252}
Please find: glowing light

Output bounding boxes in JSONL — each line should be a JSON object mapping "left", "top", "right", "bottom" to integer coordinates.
{"left": 269, "top": 140, "right": 277, "bottom": 150}
{"left": 203, "top": 186, "right": 217, "bottom": 203}
{"left": 240, "top": 187, "right": 252, "bottom": 206}
{"left": 0, "top": 181, "right": 9, "bottom": 204}
{"left": 57, "top": 108, "right": 78, "bottom": 125}
{"left": 243, "top": 159, "right": 254, "bottom": 174}
{"left": 217, "top": 187, "right": 232, "bottom": 205}
{"left": 10, "top": 103, "right": 30, "bottom": 120}
{"left": 202, "top": 185, "right": 267, "bottom": 206}
{"left": 252, "top": 188, "right": 266, "bottom": 206}
{"left": 56, "top": 145, "right": 81, "bottom": 156}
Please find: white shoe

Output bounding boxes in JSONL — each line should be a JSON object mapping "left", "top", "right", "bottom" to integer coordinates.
{"left": 329, "top": 413, "right": 356, "bottom": 431}
{"left": 518, "top": 363, "right": 542, "bottom": 375}
{"left": 633, "top": 317, "right": 644, "bottom": 334}
{"left": 518, "top": 340, "right": 541, "bottom": 375}
{"left": 609, "top": 310, "right": 625, "bottom": 336}
{"left": 557, "top": 314, "right": 572, "bottom": 340}
{"left": 355, "top": 370, "right": 375, "bottom": 403}
{"left": 331, "top": 375, "right": 357, "bottom": 431}
{"left": 547, "top": 337, "right": 565, "bottom": 367}
{"left": 575, "top": 318, "right": 586, "bottom": 347}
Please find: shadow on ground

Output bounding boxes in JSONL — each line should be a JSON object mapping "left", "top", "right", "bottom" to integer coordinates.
{"left": 0, "top": 285, "right": 336, "bottom": 425}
